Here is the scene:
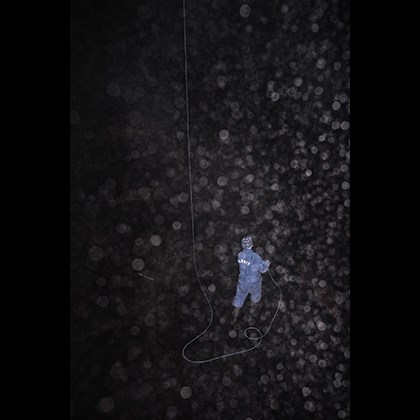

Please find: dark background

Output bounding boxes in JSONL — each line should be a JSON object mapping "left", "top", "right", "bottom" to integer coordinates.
{"left": 70, "top": 0, "right": 350, "bottom": 418}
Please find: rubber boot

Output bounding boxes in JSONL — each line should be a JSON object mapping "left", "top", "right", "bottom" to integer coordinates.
{"left": 250, "top": 300, "right": 258, "bottom": 317}
{"left": 231, "top": 307, "right": 240, "bottom": 325}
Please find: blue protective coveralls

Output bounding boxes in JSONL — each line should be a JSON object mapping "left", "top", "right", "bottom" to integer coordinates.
{"left": 232, "top": 248, "right": 270, "bottom": 308}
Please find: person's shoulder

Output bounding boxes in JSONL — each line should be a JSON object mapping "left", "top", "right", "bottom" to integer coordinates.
{"left": 249, "top": 249, "right": 259, "bottom": 258}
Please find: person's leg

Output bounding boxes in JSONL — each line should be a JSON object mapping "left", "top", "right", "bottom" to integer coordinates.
{"left": 231, "top": 283, "right": 247, "bottom": 324}
{"left": 250, "top": 300, "right": 258, "bottom": 315}
{"left": 231, "top": 306, "right": 240, "bottom": 325}
{"left": 249, "top": 281, "right": 262, "bottom": 316}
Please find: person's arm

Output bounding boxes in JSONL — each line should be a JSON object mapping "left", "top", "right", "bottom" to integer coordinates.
{"left": 238, "top": 255, "right": 246, "bottom": 277}
{"left": 257, "top": 254, "right": 270, "bottom": 273}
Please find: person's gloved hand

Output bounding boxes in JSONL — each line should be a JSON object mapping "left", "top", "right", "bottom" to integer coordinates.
{"left": 265, "top": 260, "right": 270, "bottom": 267}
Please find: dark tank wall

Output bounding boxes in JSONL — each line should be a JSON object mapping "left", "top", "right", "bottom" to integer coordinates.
{"left": 70, "top": 0, "right": 350, "bottom": 419}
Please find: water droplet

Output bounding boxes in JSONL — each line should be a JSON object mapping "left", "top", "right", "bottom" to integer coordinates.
{"left": 96, "top": 296, "right": 109, "bottom": 307}
{"left": 167, "top": 406, "right": 177, "bottom": 418}
{"left": 180, "top": 386, "right": 192, "bottom": 399}
{"left": 260, "top": 374, "right": 269, "bottom": 384}
{"left": 219, "top": 129, "right": 229, "bottom": 140}
{"left": 239, "top": 4, "right": 251, "bottom": 18}
{"left": 130, "top": 326, "right": 140, "bottom": 336}
{"left": 217, "top": 176, "right": 227, "bottom": 186}
{"left": 271, "top": 92, "right": 280, "bottom": 102}
{"left": 172, "top": 221, "right": 181, "bottom": 230}
{"left": 107, "top": 82, "right": 120, "bottom": 97}
{"left": 97, "top": 397, "right": 115, "bottom": 413}
{"left": 132, "top": 258, "right": 145, "bottom": 271}
{"left": 341, "top": 121, "right": 350, "bottom": 130}
{"left": 178, "top": 192, "right": 189, "bottom": 203}
{"left": 89, "top": 246, "right": 105, "bottom": 261}
{"left": 150, "top": 235, "right": 162, "bottom": 246}
{"left": 144, "top": 314, "right": 157, "bottom": 327}
{"left": 116, "top": 223, "right": 128, "bottom": 234}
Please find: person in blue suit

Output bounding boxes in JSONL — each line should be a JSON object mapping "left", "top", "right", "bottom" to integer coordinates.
{"left": 231, "top": 236, "right": 270, "bottom": 324}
